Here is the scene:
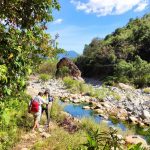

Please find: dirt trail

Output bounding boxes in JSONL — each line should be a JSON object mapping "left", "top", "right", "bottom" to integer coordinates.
{"left": 13, "top": 75, "right": 52, "bottom": 150}
{"left": 13, "top": 124, "right": 55, "bottom": 150}
{"left": 13, "top": 132, "right": 41, "bottom": 150}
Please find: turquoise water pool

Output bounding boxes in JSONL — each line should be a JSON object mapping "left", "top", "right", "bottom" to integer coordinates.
{"left": 59, "top": 101, "right": 150, "bottom": 144}
{"left": 60, "top": 101, "right": 127, "bottom": 131}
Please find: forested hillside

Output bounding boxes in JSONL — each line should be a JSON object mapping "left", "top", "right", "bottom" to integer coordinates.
{"left": 76, "top": 14, "right": 150, "bottom": 87}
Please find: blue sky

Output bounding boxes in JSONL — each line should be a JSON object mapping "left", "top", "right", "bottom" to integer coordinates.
{"left": 47, "top": 0, "right": 150, "bottom": 54}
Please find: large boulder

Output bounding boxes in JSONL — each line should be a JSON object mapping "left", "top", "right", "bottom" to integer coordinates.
{"left": 56, "top": 57, "right": 82, "bottom": 80}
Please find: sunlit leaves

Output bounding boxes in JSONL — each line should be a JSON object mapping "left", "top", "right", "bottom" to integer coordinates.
{"left": 0, "top": 0, "right": 60, "bottom": 29}
{"left": 0, "top": 65, "right": 7, "bottom": 82}
{"left": 76, "top": 14, "right": 150, "bottom": 87}
{"left": 0, "top": 1, "right": 60, "bottom": 97}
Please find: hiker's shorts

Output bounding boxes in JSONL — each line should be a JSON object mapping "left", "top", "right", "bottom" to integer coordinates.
{"left": 32, "top": 112, "right": 41, "bottom": 122}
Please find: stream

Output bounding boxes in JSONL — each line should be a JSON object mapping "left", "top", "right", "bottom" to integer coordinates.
{"left": 60, "top": 101, "right": 128, "bottom": 132}
{"left": 59, "top": 101, "right": 150, "bottom": 144}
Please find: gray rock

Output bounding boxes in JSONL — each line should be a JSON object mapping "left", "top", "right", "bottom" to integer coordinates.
{"left": 125, "top": 135, "right": 148, "bottom": 148}
{"left": 40, "top": 132, "right": 51, "bottom": 138}
{"left": 118, "top": 83, "right": 134, "bottom": 91}
{"left": 129, "top": 116, "right": 138, "bottom": 124}
{"left": 72, "top": 99, "right": 80, "bottom": 103}
{"left": 142, "top": 110, "right": 150, "bottom": 120}
{"left": 82, "top": 106, "right": 91, "bottom": 110}
{"left": 94, "top": 109, "right": 104, "bottom": 114}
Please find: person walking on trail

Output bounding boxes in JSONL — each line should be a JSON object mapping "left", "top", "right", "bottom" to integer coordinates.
{"left": 28, "top": 92, "right": 48, "bottom": 132}
{"left": 41, "top": 91, "right": 49, "bottom": 126}
{"left": 41, "top": 89, "right": 54, "bottom": 127}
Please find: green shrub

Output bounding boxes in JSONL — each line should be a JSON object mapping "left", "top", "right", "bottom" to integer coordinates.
{"left": 87, "top": 86, "right": 111, "bottom": 101}
{"left": 63, "top": 77, "right": 114, "bottom": 100}
{"left": 63, "top": 76, "right": 81, "bottom": 93}
{"left": 143, "top": 88, "right": 150, "bottom": 94}
{"left": 115, "top": 56, "right": 150, "bottom": 87}
{"left": 81, "top": 128, "right": 124, "bottom": 150}
{"left": 103, "top": 76, "right": 117, "bottom": 86}
{"left": 63, "top": 76, "right": 75, "bottom": 88}
{"left": 38, "top": 59, "right": 58, "bottom": 76}
{"left": 50, "top": 98, "right": 65, "bottom": 122}
{"left": 79, "top": 83, "right": 90, "bottom": 94}
{"left": 111, "top": 92, "right": 121, "bottom": 101}
{"left": 80, "top": 118, "right": 101, "bottom": 131}
{"left": 57, "top": 66, "right": 70, "bottom": 78}
{"left": 134, "top": 74, "right": 150, "bottom": 88}
{"left": 128, "top": 143, "right": 146, "bottom": 150}
{"left": 39, "top": 73, "right": 50, "bottom": 82}
{"left": 0, "top": 93, "right": 31, "bottom": 150}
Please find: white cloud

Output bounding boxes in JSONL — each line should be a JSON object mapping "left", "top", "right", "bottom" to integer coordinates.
{"left": 134, "top": 1, "right": 149, "bottom": 12}
{"left": 53, "top": 18, "right": 63, "bottom": 24}
{"left": 71, "top": 0, "right": 149, "bottom": 16}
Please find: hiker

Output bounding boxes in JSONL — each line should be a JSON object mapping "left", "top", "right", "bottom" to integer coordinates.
{"left": 28, "top": 92, "right": 48, "bottom": 132}
{"left": 41, "top": 89, "right": 54, "bottom": 127}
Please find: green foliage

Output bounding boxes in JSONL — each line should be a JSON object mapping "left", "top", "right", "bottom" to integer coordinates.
{"left": 0, "top": 93, "right": 31, "bottom": 150}
{"left": 63, "top": 77, "right": 120, "bottom": 102}
{"left": 83, "top": 129, "right": 99, "bottom": 150}
{"left": 128, "top": 143, "right": 146, "bottom": 150}
{"left": 31, "top": 127, "right": 86, "bottom": 150}
{"left": 39, "top": 73, "right": 50, "bottom": 82}
{"left": 0, "top": 1, "right": 60, "bottom": 97}
{"left": 63, "top": 76, "right": 81, "bottom": 93}
{"left": 0, "top": 0, "right": 60, "bottom": 29}
{"left": 82, "top": 128, "right": 124, "bottom": 150}
{"left": 0, "top": 65, "right": 7, "bottom": 82}
{"left": 38, "top": 59, "right": 58, "bottom": 76}
{"left": 76, "top": 14, "right": 150, "bottom": 87}
{"left": 135, "top": 128, "right": 150, "bottom": 145}
{"left": 90, "top": 88, "right": 110, "bottom": 100}
{"left": 115, "top": 56, "right": 150, "bottom": 87}
{"left": 57, "top": 66, "right": 70, "bottom": 78}
{"left": 80, "top": 118, "right": 101, "bottom": 132}
{"left": 63, "top": 76, "right": 94, "bottom": 94}
{"left": 50, "top": 98, "right": 65, "bottom": 122}
{"left": 79, "top": 83, "right": 91, "bottom": 94}
{"left": 143, "top": 88, "right": 150, "bottom": 94}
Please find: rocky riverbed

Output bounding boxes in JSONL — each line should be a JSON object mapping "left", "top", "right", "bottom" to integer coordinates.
{"left": 27, "top": 75, "right": 150, "bottom": 127}
{"left": 26, "top": 75, "right": 150, "bottom": 148}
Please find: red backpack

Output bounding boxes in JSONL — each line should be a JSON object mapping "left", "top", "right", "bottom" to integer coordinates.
{"left": 30, "top": 99, "right": 39, "bottom": 113}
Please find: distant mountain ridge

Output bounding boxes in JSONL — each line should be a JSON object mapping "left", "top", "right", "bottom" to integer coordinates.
{"left": 57, "top": 50, "right": 79, "bottom": 60}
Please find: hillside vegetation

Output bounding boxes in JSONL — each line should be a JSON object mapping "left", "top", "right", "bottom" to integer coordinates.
{"left": 0, "top": 1, "right": 60, "bottom": 149}
{"left": 76, "top": 14, "right": 150, "bottom": 87}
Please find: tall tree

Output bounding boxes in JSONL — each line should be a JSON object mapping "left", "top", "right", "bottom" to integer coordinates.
{"left": 0, "top": 0, "right": 60, "bottom": 97}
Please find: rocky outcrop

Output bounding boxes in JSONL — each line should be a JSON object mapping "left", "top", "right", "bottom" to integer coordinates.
{"left": 56, "top": 57, "right": 83, "bottom": 80}
{"left": 125, "top": 135, "right": 149, "bottom": 148}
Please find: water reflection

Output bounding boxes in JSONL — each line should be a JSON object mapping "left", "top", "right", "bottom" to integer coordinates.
{"left": 60, "top": 101, "right": 127, "bottom": 131}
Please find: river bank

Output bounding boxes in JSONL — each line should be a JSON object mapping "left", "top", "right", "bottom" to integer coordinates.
{"left": 26, "top": 75, "right": 150, "bottom": 148}
{"left": 27, "top": 75, "right": 150, "bottom": 126}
